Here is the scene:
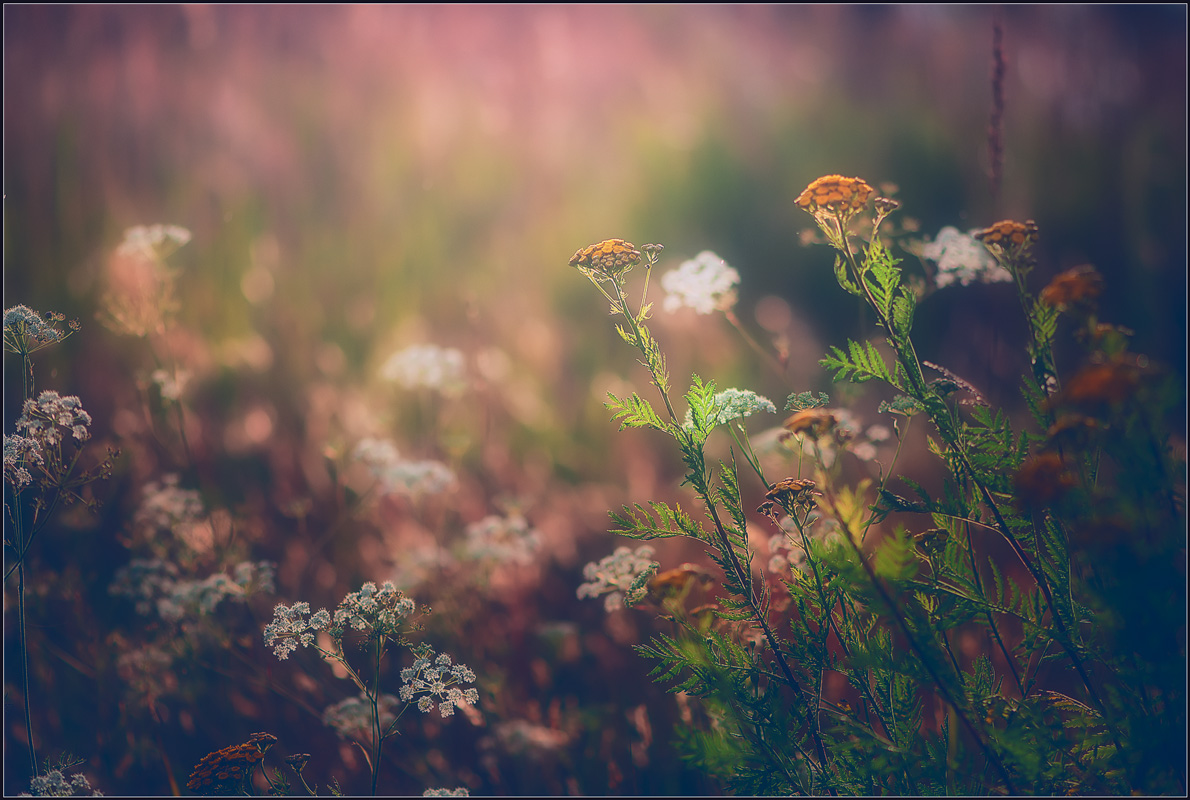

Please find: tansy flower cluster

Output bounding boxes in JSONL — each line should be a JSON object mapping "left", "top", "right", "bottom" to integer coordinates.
{"left": 185, "top": 732, "right": 276, "bottom": 795}
{"left": 795, "top": 174, "right": 875, "bottom": 221}
{"left": 568, "top": 238, "right": 642, "bottom": 283}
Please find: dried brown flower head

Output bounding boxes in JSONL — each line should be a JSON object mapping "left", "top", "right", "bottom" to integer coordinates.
{"left": 1039, "top": 265, "right": 1104, "bottom": 311}
{"left": 186, "top": 732, "right": 278, "bottom": 795}
{"left": 758, "top": 477, "right": 822, "bottom": 516}
{"left": 569, "top": 238, "right": 642, "bottom": 282}
{"left": 649, "top": 563, "right": 713, "bottom": 596}
{"left": 795, "top": 175, "right": 874, "bottom": 220}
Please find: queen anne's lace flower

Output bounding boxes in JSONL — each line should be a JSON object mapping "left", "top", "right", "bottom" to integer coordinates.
{"left": 684, "top": 388, "right": 776, "bottom": 431}
{"left": 352, "top": 438, "right": 457, "bottom": 497}
{"left": 463, "top": 513, "right": 541, "bottom": 566}
{"left": 20, "top": 768, "right": 102, "bottom": 797}
{"left": 398, "top": 645, "right": 479, "bottom": 717}
{"left": 322, "top": 692, "right": 400, "bottom": 741}
{"left": 661, "top": 251, "right": 740, "bottom": 314}
{"left": 263, "top": 601, "right": 331, "bottom": 660}
{"left": 576, "top": 545, "right": 659, "bottom": 611}
{"left": 380, "top": 344, "right": 466, "bottom": 394}
{"left": 4, "top": 305, "right": 77, "bottom": 356}
{"left": 922, "top": 226, "right": 1011, "bottom": 288}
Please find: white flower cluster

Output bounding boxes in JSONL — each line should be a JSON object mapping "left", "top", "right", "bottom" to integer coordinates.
{"left": 380, "top": 344, "right": 466, "bottom": 394}
{"left": 19, "top": 769, "right": 102, "bottom": 797}
{"left": 16, "top": 390, "right": 92, "bottom": 447}
{"left": 399, "top": 648, "right": 479, "bottom": 718}
{"left": 110, "top": 558, "right": 275, "bottom": 622}
{"left": 576, "top": 545, "right": 659, "bottom": 612}
{"left": 150, "top": 368, "right": 191, "bottom": 401}
{"left": 463, "top": 513, "right": 541, "bottom": 566}
{"left": 332, "top": 580, "right": 417, "bottom": 638}
{"left": 685, "top": 388, "right": 776, "bottom": 431}
{"left": 4, "top": 392, "right": 93, "bottom": 490}
{"left": 352, "top": 438, "right": 456, "bottom": 497}
{"left": 423, "top": 789, "right": 470, "bottom": 797}
{"left": 922, "top": 226, "right": 1011, "bottom": 288}
{"left": 661, "top": 250, "right": 740, "bottom": 314}
{"left": 263, "top": 601, "right": 332, "bottom": 660}
{"left": 322, "top": 691, "right": 400, "bottom": 742}
{"left": 4, "top": 304, "right": 73, "bottom": 355}
{"left": 133, "top": 475, "right": 205, "bottom": 535}
{"left": 117, "top": 223, "right": 192, "bottom": 261}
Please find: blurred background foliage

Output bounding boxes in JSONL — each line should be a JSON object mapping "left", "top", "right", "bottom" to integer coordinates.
{"left": 3, "top": 5, "right": 1186, "bottom": 796}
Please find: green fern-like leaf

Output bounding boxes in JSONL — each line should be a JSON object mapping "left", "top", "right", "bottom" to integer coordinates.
{"left": 606, "top": 391, "right": 666, "bottom": 432}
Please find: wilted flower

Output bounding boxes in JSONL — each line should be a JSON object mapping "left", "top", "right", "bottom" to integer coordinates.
{"left": 661, "top": 251, "right": 740, "bottom": 314}
{"left": 922, "top": 227, "right": 1012, "bottom": 288}
{"left": 569, "top": 238, "right": 642, "bottom": 283}
{"left": 380, "top": 344, "right": 466, "bottom": 394}
{"left": 576, "top": 545, "right": 659, "bottom": 612}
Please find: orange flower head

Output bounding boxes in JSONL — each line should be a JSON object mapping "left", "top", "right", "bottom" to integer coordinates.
{"left": 795, "top": 175, "right": 874, "bottom": 219}
{"left": 569, "top": 238, "right": 642, "bottom": 281}
{"left": 783, "top": 409, "right": 838, "bottom": 438}
{"left": 186, "top": 732, "right": 278, "bottom": 795}
{"left": 974, "top": 219, "right": 1039, "bottom": 258}
{"left": 1056, "top": 355, "right": 1144, "bottom": 411}
{"left": 1039, "top": 265, "right": 1103, "bottom": 311}
{"left": 649, "top": 563, "right": 713, "bottom": 596}
{"left": 758, "top": 477, "right": 822, "bottom": 515}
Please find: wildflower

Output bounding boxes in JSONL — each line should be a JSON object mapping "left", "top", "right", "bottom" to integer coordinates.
{"left": 685, "top": 389, "right": 776, "bottom": 431}
{"left": 133, "top": 475, "right": 204, "bottom": 535}
{"left": 648, "top": 563, "right": 713, "bottom": 598}
{"left": 921, "top": 226, "right": 1012, "bottom": 288}
{"left": 379, "top": 344, "right": 466, "bottom": 394}
{"left": 155, "top": 561, "right": 276, "bottom": 622}
{"left": 974, "top": 219, "right": 1039, "bottom": 264}
{"left": 1039, "top": 264, "right": 1103, "bottom": 312}
{"left": 99, "top": 228, "right": 188, "bottom": 338}
{"left": 424, "top": 789, "right": 470, "bottom": 797}
{"left": 758, "top": 478, "right": 822, "bottom": 518}
{"left": 1051, "top": 354, "right": 1145, "bottom": 412}
{"left": 784, "top": 408, "right": 838, "bottom": 437}
{"left": 16, "top": 391, "right": 92, "bottom": 446}
{"left": 263, "top": 601, "right": 331, "bottom": 660}
{"left": 352, "top": 438, "right": 457, "bottom": 497}
{"left": 150, "top": 368, "right": 191, "bottom": 401}
{"left": 463, "top": 513, "right": 542, "bottom": 566}
{"left": 19, "top": 769, "right": 102, "bottom": 797}
{"left": 4, "top": 305, "right": 77, "bottom": 356}
{"left": 569, "top": 238, "right": 642, "bottom": 283}
{"left": 331, "top": 581, "right": 417, "bottom": 639}
{"left": 398, "top": 645, "right": 479, "bottom": 717}
{"left": 3, "top": 435, "right": 43, "bottom": 489}
{"left": 117, "top": 224, "right": 192, "bottom": 262}
{"left": 795, "top": 175, "right": 874, "bottom": 224}
{"left": 576, "top": 545, "right": 659, "bottom": 612}
{"left": 1014, "top": 452, "right": 1077, "bottom": 510}
{"left": 186, "top": 732, "right": 276, "bottom": 795}
{"left": 323, "top": 692, "right": 400, "bottom": 741}
{"left": 661, "top": 251, "right": 740, "bottom": 314}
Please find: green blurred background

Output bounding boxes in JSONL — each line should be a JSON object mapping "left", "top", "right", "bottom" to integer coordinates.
{"left": 3, "top": 5, "right": 1186, "bottom": 796}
